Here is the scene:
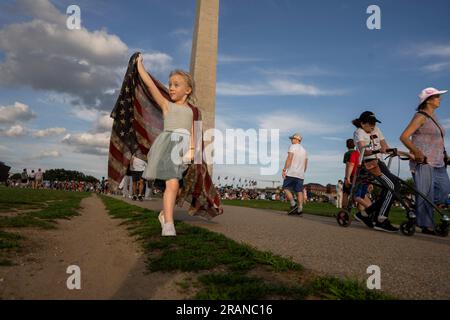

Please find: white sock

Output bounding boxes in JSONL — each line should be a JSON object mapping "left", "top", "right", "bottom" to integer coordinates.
{"left": 378, "top": 216, "right": 386, "bottom": 223}
{"left": 290, "top": 200, "right": 296, "bottom": 206}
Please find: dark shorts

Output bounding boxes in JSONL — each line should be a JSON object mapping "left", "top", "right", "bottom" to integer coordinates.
{"left": 343, "top": 176, "right": 354, "bottom": 195}
{"left": 343, "top": 183, "right": 351, "bottom": 195}
{"left": 355, "top": 183, "right": 369, "bottom": 199}
{"left": 130, "top": 170, "right": 144, "bottom": 181}
{"left": 282, "top": 176, "right": 304, "bottom": 193}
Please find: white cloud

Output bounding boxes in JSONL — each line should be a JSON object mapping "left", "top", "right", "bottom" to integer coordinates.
{"left": 170, "top": 28, "right": 191, "bottom": 37}
{"left": 15, "top": 0, "right": 65, "bottom": 25}
{"left": 0, "top": 124, "right": 28, "bottom": 137}
{"left": 422, "top": 62, "right": 450, "bottom": 73}
{"left": 0, "top": 0, "right": 129, "bottom": 110}
{"left": 69, "top": 107, "right": 113, "bottom": 133}
{"left": 94, "top": 113, "right": 114, "bottom": 133}
{"left": 32, "top": 127, "right": 67, "bottom": 138}
{"left": 257, "top": 66, "right": 333, "bottom": 77}
{"left": 417, "top": 45, "right": 450, "bottom": 57}
{"left": 0, "top": 102, "right": 36, "bottom": 124}
{"left": 28, "top": 150, "right": 62, "bottom": 160}
{"left": 217, "top": 79, "right": 346, "bottom": 96}
{"left": 62, "top": 132, "right": 110, "bottom": 156}
{"left": 258, "top": 112, "right": 346, "bottom": 135}
{"left": 71, "top": 106, "right": 102, "bottom": 122}
{"left": 141, "top": 52, "right": 174, "bottom": 76}
{"left": 180, "top": 39, "right": 192, "bottom": 54}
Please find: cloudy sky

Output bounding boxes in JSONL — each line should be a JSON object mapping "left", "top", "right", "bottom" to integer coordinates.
{"left": 0, "top": 0, "right": 450, "bottom": 187}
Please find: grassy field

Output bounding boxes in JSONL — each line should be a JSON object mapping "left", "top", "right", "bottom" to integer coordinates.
{"left": 0, "top": 186, "right": 90, "bottom": 265}
{"left": 100, "top": 195, "right": 395, "bottom": 300}
{"left": 222, "top": 199, "right": 409, "bottom": 225}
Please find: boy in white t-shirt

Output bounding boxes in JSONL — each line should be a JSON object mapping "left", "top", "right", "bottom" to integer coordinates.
{"left": 282, "top": 133, "right": 308, "bottom": 215}
{"left": 130, "top": 153, "right": 147, "bottom": 201}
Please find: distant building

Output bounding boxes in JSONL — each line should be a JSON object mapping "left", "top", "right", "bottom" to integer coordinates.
{"left": 305, "top": 183, "right": 327, "bottom": 195}
{"left": 326, "top": 184, "right": 337, "bottom": 197}
{"left": 305, "top": 183, "right": 337, "bottom": 203}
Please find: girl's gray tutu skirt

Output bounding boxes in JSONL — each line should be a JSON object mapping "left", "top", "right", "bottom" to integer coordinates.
{"left": 143, "top": 130, "right": 190, "bottom": 183}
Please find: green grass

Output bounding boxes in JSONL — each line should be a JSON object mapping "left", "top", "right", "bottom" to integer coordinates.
{"left": 195, "top": 273, "right": 309, "bottom": 300}
{"left": 100, "top": 195, "right": 299, "bottom": 273}
{"left": 222, "top": 199, "right": 408, "bottom": 225}
{"left": 0, "top": 230, "right": 23, "bottom": 250}
{"left": 100, "top": 195, "right": 395, "bottom": 300}
{"left": 0, "top": 186, "right": 88, "bottom": 227}
{"left": 0, "top": 186, "right": 90, "bottom": 264}
{"left": 308, "top": 277, "right": 396, "bottom": 300}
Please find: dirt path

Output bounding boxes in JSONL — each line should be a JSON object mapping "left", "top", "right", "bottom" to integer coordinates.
{"left": 122, "top": 196, "right": 450, "bottom": 300}
{"left": 0, "top": 194, "right": 186, "bottom": 300}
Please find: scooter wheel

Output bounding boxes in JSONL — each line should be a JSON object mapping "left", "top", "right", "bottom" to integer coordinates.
{"left": 400, "top": 221, "right": 416, "bottom": 236}
{"left": 336, "top": 210, "right": 351, "bottom": 227}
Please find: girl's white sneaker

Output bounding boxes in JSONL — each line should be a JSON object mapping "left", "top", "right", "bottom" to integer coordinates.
{"left": 162, "top": 223, "right": 176, "bottom": 236}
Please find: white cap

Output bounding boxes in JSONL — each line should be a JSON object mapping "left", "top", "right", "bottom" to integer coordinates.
{"left": 418, "top": 87, "right": 448, "bottom": 105}
{"left": 289, "top": 133, "right": 302, "bottom": 140}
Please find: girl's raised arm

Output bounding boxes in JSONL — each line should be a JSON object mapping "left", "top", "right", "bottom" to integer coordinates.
{"left": 136, "top": 54, "right": 169, "bottom": 115}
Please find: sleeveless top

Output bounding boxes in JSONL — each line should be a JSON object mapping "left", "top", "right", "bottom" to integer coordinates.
{"left": 164, "top": 102, "right": 193, "bottom": 134}
{"left": 412, "top": 114, "right": 445, "bottom": 167}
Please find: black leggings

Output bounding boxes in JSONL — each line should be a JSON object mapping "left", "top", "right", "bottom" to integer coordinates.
{"left": 365, "top": 161, "right": 401, "bottom": 220}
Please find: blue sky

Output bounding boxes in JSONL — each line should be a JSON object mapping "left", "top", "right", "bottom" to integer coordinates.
{"left": 1, "top": 0, "right": 450, "bottom": 187}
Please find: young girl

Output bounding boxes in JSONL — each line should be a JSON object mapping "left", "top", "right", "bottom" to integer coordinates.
{"left": 136, "top": 53, "right": 196, "bottom": 236}
{"left": 352, "top": 111, "right": 399, "bottom": 232}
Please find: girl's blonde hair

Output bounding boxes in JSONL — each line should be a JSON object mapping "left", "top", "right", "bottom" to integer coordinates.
{"left": 169, "top": 69, "right": 197, "bottom": 105}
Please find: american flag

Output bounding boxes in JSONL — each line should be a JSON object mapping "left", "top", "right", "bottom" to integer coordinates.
{"left": 108, "top": 53, "right": 166, "bottom": 186}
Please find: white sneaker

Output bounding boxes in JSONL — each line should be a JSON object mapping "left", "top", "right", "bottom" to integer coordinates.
{"left": 162, "top": 223, "right": 176, "bottom": 236}
{"left": 158, "top": 211, "right": 165, "bottom": 228}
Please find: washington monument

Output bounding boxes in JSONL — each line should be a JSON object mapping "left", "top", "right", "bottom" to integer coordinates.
{"left": 190, "top": 0, "right": 219, "bottom": 174}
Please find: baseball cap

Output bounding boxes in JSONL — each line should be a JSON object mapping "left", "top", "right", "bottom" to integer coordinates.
{"left": 418, "top": 87, "right": 448, "bottom": 105}
{"left": 289, "top": 133, "right": 302, "bottom": 140}
{"left": 358, "top": 111, "right": 381, "bottom": 124}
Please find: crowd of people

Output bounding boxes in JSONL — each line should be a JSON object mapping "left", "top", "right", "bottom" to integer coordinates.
{"left": 6, "top": 168, "right": 108, "bottom": 194}
{"left": 278, "top": 87, "right": 450, "bottom": 235}
{"left": 330, "top": 88, "right": 450, "bottom": 234}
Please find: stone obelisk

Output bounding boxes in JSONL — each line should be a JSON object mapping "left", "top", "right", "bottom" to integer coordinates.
{"left": 190, "top": 0, "right": 219, "bottom": 175}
